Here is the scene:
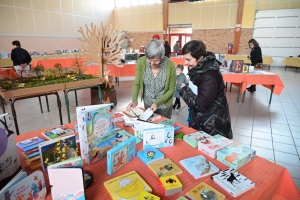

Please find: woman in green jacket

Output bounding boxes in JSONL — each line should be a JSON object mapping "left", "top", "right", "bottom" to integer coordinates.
{"left": 126, "top": 39, "right": 176, "bottom": 118}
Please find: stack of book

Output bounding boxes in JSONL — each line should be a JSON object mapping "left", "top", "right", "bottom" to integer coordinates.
{"left": 183, "top": 131, "right": 212, "bottom": 148}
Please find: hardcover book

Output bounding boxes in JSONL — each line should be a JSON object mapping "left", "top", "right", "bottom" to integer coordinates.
{"left": 177, "top": 197, "right": 188, "bottom": 200}
{"left": 104, "top": 171, "right": 152, "bottom": 200}
{"left": 0, "top": 169, "right": 27, "bottom": 195}
{"left": 186, "top": 182, "right": 226, "bottom": 200}
{"left": 212, "top": 168, "right": 255, "bottom": 197}
{"left": 41, "top": 125, "right": 74, "bottom": 140}
{"left": 148, "top": 158, "right": 182, "bottom": 177}
{"left": 229, "top": 60, "right": 243, "bottom": 73}
{"left": 137, "top": 191, "right": 160, "bottom": 200}
{"left": 137, "top": 147, "right": 164, "bottom": 165}
{"left": 47, "top": 156, "right": 83, "bottom": 169}
{"left": 217, "top": 142, "right": 256, "bottom": 169}
{"left": 115, "top": 130, "right": 141, "bottom": 144}
{"left": 143, "top": 127, "right": 174, "bottom": 149}
{"left": 183, "top": 131, "right": 213, "bottom": 148}
{"left": 198, "top": 134, "right": 234, "bottom": 158}
{"left": 107, "top": 136, "right": 136, "bottom": 175}
{"left": 133, "top": 121, "right": 164, "bottom": 139}
{"left": 158, "top": 119, "right": 176, "bottom": 126}
{"left": 179, "top": 155, "right": 219, "bottom": 179}
{"left": 159, "top": 175, "right": 183, "bottom": 196}
{"left": 16, "top": 136, "right": 45, "bottom": 151}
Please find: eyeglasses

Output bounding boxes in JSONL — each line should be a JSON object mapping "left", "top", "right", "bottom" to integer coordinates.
{"left": 146, "top": 59, "right": 160, "bottom": 64}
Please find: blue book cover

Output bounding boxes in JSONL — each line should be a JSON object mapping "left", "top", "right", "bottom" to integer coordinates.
{"left": 115, "top": 130, "right": 142, "bottom": 144}
{"left": 158, "top": 119, "right": 176, "bottom": 126}
{"left": 180, "top": 155, "right": 219, "bottom": 179}
{"left": 142, "top": 127, "right": 174, "bottom": 149}
{"left": 16, "top": 136, "right": 45, "bottom": 150}
{"left": 107, "top": 136, "right": 136, "bottom": 175}
{"left": 137, "top": 147, "right": 164, "bottom": 165}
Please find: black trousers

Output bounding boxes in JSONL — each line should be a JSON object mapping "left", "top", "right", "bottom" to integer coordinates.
{"left": 174, "top": 97, "right": 181, "bottom": 107}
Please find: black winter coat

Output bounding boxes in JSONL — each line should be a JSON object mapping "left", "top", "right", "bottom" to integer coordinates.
{"left": 250, "top": 46, "right": 263, "bottom": 65}
{"left": 179, "top": 52, "right": 233, "bottom": 139}
{"left": 164, "top": 44, "right": 171, "bottom": 58}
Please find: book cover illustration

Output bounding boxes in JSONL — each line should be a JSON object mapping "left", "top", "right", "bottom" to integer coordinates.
{"left": 115, "top": 130, "right": 141, "bottom": 144}
{"left": 143, "top": 127, "right": 174, "bottom": 149}
{"left": 48, "top": 168, "right": 85, "bottom": 200}
{"left": 158, "top": 119, "right": 176, "bottom": 127}
{"left": 104, "top": 171, "right": 152, "bottom": 200}
{"left": 47, "top": 156, "right": 83, "bottom": 169}
{"left": 137, "top": 147, "right": 164, "bottom": 165}
{"left": 107, "top": 136, "right": 136, "bottom": 175}
{"left": 229, "top": 60, "right": 243, "bottom": 73}
{"left": 179, "top": 155, "right": 219, "bottom": 179}
{"left": 133, "top": 121, "right": 164, "bottom": 139}
{"left": 159, "top": 175, "right": 182, "bottom": 196}
{"left": 137, "top": 191, "right": 160, "bottom": 200}
{"left": 148, "top": 158, "right": 182, "bottom": 177}
{"left": 42, "top": 125, "right": 74, "bottom": 140}
{"left": 242, "top": 65, "right": 249, "bottom": 73}
{"left": 0, "top": 170, "right": 46, "bottom": 200}
{"left": 177, "top": 196, "right": 188, "bottom": 200}
{"left": 217, "top": 142, "right": 256, "bottom": 169}
{"left": 183, "top": 131, "right": 213, "bottom": 148}
{"left": 39, "top": 135, "right": 78, "bottom": 171}
{"left": 212, "top": 168, "right": 255, "bottom": 197}
{"left": 123, "top": 108, "right": 145, "bottom": 118}
{"left": 186, "top": 182, "right": 225, "bottom": 200}
{"left": 16, "top": 136, "right": 45, "bottom": 150}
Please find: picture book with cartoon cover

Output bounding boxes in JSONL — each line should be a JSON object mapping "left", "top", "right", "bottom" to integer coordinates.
{"left": 133, "top": 121, "right": 164, "bottom": 139}
{"left": 137, "top": 191, "right": 160, "bottom": 200}
{"left": 143, "top": 127, "right": 174, "bottom": 149}
{"left": 115, "top": 130, "right": 141, "bottom": 144}
{"left": 107, "top": 136, "right": 136, "bottom": 175}
{"left": 183, "top": 131, "right": 213, "bottom": 148}
{"left": 0, "top": 169, "right": 27, "bottom": 195}
{"left": 41, "top": 125, "right": 74, "bottom": 140}
{"left": 47, "top": 156, "right": 83, "bottom": 169}
{"left": 186, "top": 182, "right": 225, "bottom": 200}
{"left": 212, "top": 168, "right": 255, "bottom": 197}
{"left": 198, "top": 134, "right": 234, "bottom": 158}
{"left": 38, "top": 135, "right": 78, "bottom": 171}
{"left": 148, "top": 158, "right": 182, "bottom": 177}
{"left": 179, "top": 155, "right": 219, "bottom": 179}
{"left": 48, "top": 168, "right": 85, "bottom": 200}
{"left": 0, "top": 170, "right": 47, "bottom": 200}
{"left": 159, "top": 175, "right": 183, "bottom": 196}
{"left": 16, "top": 136, "right": 45, "bottom": 151}
{"left": 137, "top": 147, "right": 164, "bottom": 165}
{"left": 158, "top": 119, "right": 176, "bottom": 126}
{"left": 104, "top": 170, "right": 152, "bottom": 200}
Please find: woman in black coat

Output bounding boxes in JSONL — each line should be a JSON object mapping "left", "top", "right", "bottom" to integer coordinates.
{"left": 164, "top": 41, "right": 171, "bottom": 58}
{"left": 179, "top": 40, "right": 232, "bottom": 139}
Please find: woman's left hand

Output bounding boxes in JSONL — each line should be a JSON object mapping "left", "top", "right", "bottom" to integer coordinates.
{"left": 181, "top": 83, "right": 186, "bottom": 88}
{"left": 150, "top": 103, "right": 158, "bottom": 112}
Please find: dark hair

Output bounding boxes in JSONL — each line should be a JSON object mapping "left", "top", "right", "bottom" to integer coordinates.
{"left": 182, "top": 40, "right": 206, "bottom": 60}
{"left": 248, "top": 38, "right": 259, "bottom": 48}
{"left": 164, "top": 41, "right": 169, "bottom": 45}
{"left": 12, "top": 40, "right": 21, "bottom": 47}
{"left": 176, "top": 64, "right": 184, "bottom": 71}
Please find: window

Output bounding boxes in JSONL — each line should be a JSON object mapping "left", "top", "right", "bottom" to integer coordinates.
{"left": 148, "top": 0, "right": 155, "bottom": 4}
{"left": 131, "top": 0, "right": 139, "bottom": 6}
{"left": 139, "top": 0, "right": 147, "bottom": 5}
{"left": 155, "top": 0, "right": 162, "bottom": 3}
{"left": 123, "top": 0, "right": 130, "bottom": 7}
{"left": 115, "top": 0, "right": 123, "bottom": 7}
{"left": 115, "top": 0, "right": 161, "bottom": 7}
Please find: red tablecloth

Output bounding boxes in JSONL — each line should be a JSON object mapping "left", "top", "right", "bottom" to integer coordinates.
{"left": 170, "top": 57, "right": 185, "bottom": 66}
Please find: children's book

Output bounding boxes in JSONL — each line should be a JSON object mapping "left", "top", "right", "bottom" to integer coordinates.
{"left": 133, "top": 121, "right": 164, "bottom": 139}
{"left": 104, "top": 170, "right": 152, "bottom": 200}
{"left": 47, "top": 156, "right": 83, "bottom": 169}
{"left": 143, "top": 127, "right": 175, "bottom": 149}
{"left": 179, "top": 155, "right": 219, "bottom": 179}
{"left": 41, "top": 125, "right": 74, "bottom": 140}
{"left": 158, "top": 119, "right": 176, "bottom": 126}
{"left": 230, "top": 60, "right": 243, "bottom": 73}
{"left": 0, "top": 170, "right": 47, "bottom": 200}
{"left": 0, "top": 169, "right": 27, "bottom": 195}
{"left": 38, "top": 135, "right": 78, "bottom": 171}
{"left": 137, "top": 147, "right": 164, "bottom": 165}
{"left": 217, "top": 142, "right": 256, "bottom": 169}
{"left": 148, "top": 158, "right": 182, "bottom": 177}
{"left": 175, "top": 132, "right": 184, "bottom": 140}
{"left": 115, "top": 130, "right": 141, "bottom": 144}
{"left": 198, "top": 134, "right": 234, "bottom": 158}
{"left": 113, "top": 112, "right": 125, "bottom": 122}
{"left": 137, "top": 191, "right": 160, "bottom": 200}
{"left": 16, "top": 136, "right": 45, "bottom": 151}
{"left": 159, "top": 175, "right": 183, "bottom": 196}
{"left": 183, "top": 131, "right": 213, "bottom": 148}
{"left": 186, "top": 182, "right": 226, "bottom": 200}
{"left": 48, "top": 168, "right": 85, "bottom": 200}
{"left": 123, "top": 108, "right": 145, "bottom": 117}
{"left": 177, "top": 196, "right": 188, "bottom": 200}
{"left": 212, "top": 168, "right": 255, "bottom": 197}
{"left": 107, "top": 136, "right": 136, "bottom": 175}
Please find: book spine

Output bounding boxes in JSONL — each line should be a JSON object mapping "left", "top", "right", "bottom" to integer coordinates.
{"left": 107, "top": 152, "right": 112, "bottom": 175}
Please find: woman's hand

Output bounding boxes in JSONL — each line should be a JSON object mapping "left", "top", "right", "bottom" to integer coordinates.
{"left": 150, "top": 103, "right": 158, "bottom": 112}
{"left": 181, "top": 83, "right": 186, "bottom": 88}
{"left": 126, "top": 102, "right": 138, "bottom": 112}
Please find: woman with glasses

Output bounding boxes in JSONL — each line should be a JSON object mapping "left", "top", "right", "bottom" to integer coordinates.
{"left": 126, "top": 40, "right": 176, "bottom": 118}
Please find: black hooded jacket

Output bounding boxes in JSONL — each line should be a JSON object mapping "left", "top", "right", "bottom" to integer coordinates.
{"left": 179, "top": 52, "right": 232, "bottom": 139}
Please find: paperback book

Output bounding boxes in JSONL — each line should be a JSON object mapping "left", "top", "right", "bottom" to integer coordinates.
{"left": 183, "top": 131, "right": 213, "bottom": 148}
{"left": 158, "top": 119, "right": 176, "bottom": 126}
{"left": 186, "top": 182, "right": 226, "bottom": 200}
{"left": 137, "top": 191, "right": 160, "bottom": 200}
{"left": 47, "top": 156, "right": 83, "bottom": 169}
{"left": 179, "top": 155, "right": 219, "bottom": 179}
{"left": 143, "top": 127, "right": 174, "bottom": 149}
{"left": 115, "top": 130, "right": 141, "bottom": 144}
{"left": 212, "top": 168, "right": 255, "bottom": 197}
{"left": 41, "top": 125, "right": 74, "bottom": 140}
{"left": 107, "top": 136, "right": 136, "bottom": 175}
{"left": 137, "top": 147, "right": 164, "bottom": 165}
{"left": 133, "top": 121, "right": 164, "bottom": 139}
{"left": 104, "top": 171, "right": 152, "bottom": 200}
{"left": 16, "top": 136, "right": 45, "bottom": 151}
{"left": 159, "top": 175, "right": 183, "bottom": 196}
{"left": 0, "top": 169, "right": 27, "bottom": 196}
{"left": 148, "top": 158, "right": 182, "bottom": 177}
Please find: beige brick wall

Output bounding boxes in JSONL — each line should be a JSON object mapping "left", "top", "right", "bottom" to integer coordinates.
{"left": 126, "top": 32, "right": 164, "bottom": 51}
{"left": 239, "top": 28, "right": 254, "bottom": 54}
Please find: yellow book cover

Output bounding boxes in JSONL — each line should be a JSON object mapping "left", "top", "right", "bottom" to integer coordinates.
{"left": 137, "top": 191, "right": 160, "bottom": 200}
{"left": 159, "top": 175, "right": 182, "bottom": 190}
{"left": 104, "top": 171, "right": 152, "bottom": 200}
{"left": 186, "top": 182, "right": 226, "bottom": 200}
{"left": 148, "top": 158, "right": 182, "bottom": 177}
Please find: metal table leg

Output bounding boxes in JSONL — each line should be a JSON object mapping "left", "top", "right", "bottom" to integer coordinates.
{"left": 54, "top": 92, "right": 63, "bottom": 125}
{"left": 38, "top": 96, "right": 43, "bottom": 113}
{"left": 236, "top": 83, "right": 241, "bottom": 103}
{"left": 269, "top": 85, "right": 275, "bottom": 105}
{"left": 242, "top": 91, "right": 246, "bottom": 103}
{"left": 9, "top": 99, "right": 20, "bottom": 135}
{"left": 45, "top": 95, "right": 50, "bottom": 112}
{"left": 0, "top": 95, "right": 6, "bottom": 114}
{"left": 75, "top": 90, "right": 78, "bottom": 106}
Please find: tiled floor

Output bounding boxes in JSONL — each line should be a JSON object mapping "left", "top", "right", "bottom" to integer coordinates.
{"left": 3, "top": 66, "right": 300, "bottom": 191}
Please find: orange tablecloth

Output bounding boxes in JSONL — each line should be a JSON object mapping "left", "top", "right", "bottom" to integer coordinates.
{"left": 15, "top": 120, "right": 300, "bottom": 200}
{"left": 31, "top": 58, "right": 76, "bottom": 68}
{"left": 170, "top": 57, "right": 185, "bottom": 66}
{"left": 0, "top": 68, "right": 18, "bottom": 79}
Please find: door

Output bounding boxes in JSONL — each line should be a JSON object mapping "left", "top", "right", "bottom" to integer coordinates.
{"left": 169, "top": 34, "right": 192, "bottom": 56}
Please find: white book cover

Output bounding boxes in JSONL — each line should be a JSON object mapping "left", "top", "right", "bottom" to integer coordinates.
{"left": 188, "top": 81, "right": 198, "bottom": 95}
{"left": 212, "top": 168, "right": 255, "bottom": 197}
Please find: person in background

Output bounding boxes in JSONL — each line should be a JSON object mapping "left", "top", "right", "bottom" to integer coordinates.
{"left": 126, "top": 39, "right": 176, "bottom": 118}
{"left": 173, "top": 64, "right": 187, "bottom": 110}
{"left": 173, "top": 41, "right": 179, "bottom": 57}
{"left": 11, "top": 40, "right": 32, "bottom": 76}
{"left": 247, "top": 38, "right": 263, "bottom": 92}
{"left": 179, "top": 40, "right": 232, "bottom": 139}
{"left": 164, "top": 41, "right": 171, "bottom": 58}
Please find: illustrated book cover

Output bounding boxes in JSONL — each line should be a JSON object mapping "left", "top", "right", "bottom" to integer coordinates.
{"left": 183, "top": 131, "right": 213, "bottom": 148}
{"left": 179, "top": 155, "right": 219, "bottom": 179}
{"left": 148, "top": 158, "right": 182, "bottom": 177}
{"left": 107, "top": 136, "right": 136, "bottom": 175}
{"left": 186, "top": 182, "right": 226, "bottom": 200}
{"left": 47, "top": 156, "right": 83, "bottom": 169}
{"left": 104, "top": 170, "right": 152, "bottom": 200}
{"left": 133, "top": 121, "right": 164, "bottom": 139}
{"left": 158, "top": 119, "right": 176, "bottom": 127}
{"left": 38, "top": 135, "right": 78, "bottom": 171}
{"left": 0, "top": 169, "right": 27, "bottom": 195}
{"left": 137, "top": 147, "right": 164, "bottom": 165}
{"left": 137, "top": 191, "right": 160, "bottom": 200}
{"left": 41, "top": 125, "right": 74, "bottom": 140}
{"left": 0, "top": 170, "right": 46, "bottom": 200}
{"left": 48, "top": 168, "right": 85, "bottom": 200}
{"left": 159, "top": 175, "right": 182, "bottom": 196}
{"left": 217, "top": 142, "right": 256, "bottom": 169}
{"left": 143, "top": 127, "right": 174, "bottom": 149}
{"left": 115, "top": 130, "right": 141, "bottom": 144}
{"left": 16, "top": 136, "right": 45, "bottom": 151}
{"left": 212, "top": 168, "right": 255, "bottom": 197}
{"left": 198, "top": 134, "right": 234, "bottom": 158}
{"left": 229, "top": 60, "right": 243, "bottom": 73}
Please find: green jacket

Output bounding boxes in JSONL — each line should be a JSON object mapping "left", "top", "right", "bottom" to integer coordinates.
{"left": 132, "top": 56, "right": 176, "bottom": 108}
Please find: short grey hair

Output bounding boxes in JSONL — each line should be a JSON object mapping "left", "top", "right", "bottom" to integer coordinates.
{"left": 145, "top": 39, "right": 165, "bottom": 59}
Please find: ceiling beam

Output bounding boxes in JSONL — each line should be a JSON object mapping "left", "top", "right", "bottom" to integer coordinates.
{"left": 233, "top": 0, "right": 245, "bottom": 54}
{"left": 162, "top": 0, "right": 169, "bottom": 40}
